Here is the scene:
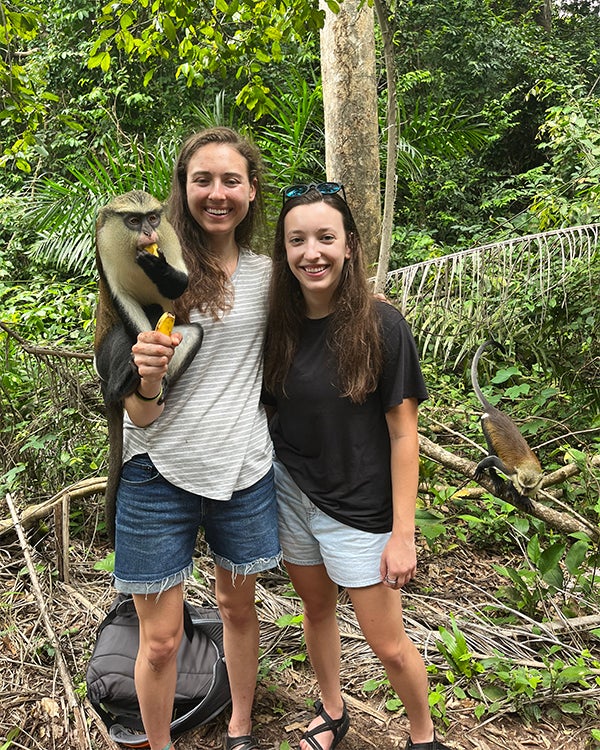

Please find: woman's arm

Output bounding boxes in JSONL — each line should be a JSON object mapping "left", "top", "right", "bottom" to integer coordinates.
{"left": 124, "top": 330, "right": 182, "bottom": 427}
{"left": 380, "top": 397, "right": 420, "bottom": 588}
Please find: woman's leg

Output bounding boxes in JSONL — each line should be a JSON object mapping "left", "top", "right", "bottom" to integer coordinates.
{"left": 204, "top": 468, "right": 281, "bottom": 741}
{"left": 215, "top": 566, "right": 260, "bottom": 739}
{"left": 133, "top": 584, "right": 185, "bottom": 750}
{"left": 286, "top": 562, "right": 345, "bottom": 750}
{"left": 348, "top": 584, "right": 434, "bottom": 744}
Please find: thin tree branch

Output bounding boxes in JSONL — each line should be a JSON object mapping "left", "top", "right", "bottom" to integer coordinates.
{"left": 418, "top": 434, "right": 599, "bottom": 542}
{"left": 5, "top": 492, "right": 92, "bottom": 749}
{"left": 0, "top": 478, "right": 106, "bottom": 536}
{"left": 0, "top": 321, "right": 93, "bottom": 360}
{"left": 373, "top": 0, "right": 398, "bottom": 294}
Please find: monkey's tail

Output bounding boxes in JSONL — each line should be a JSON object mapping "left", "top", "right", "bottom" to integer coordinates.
{"left": 470, "top": 339, "right": 505, "bottom": 408}
{"left": 105, "top": 403, "right": 123, "bottom": 547}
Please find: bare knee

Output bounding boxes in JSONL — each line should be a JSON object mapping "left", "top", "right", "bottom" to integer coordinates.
{"left": 303, "top": 599, "right": 337, "bottom": 628}
{"left": 370, "top": 634, "right": 413, "bottom": 671}
{"left": 217, "top": 590, "right": 257, "bottom": 631}
{"left": 139, "top": 630, "right": 181, "bottom": 672}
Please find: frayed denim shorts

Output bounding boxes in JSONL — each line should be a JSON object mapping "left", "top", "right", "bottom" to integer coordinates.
{"left": 273, "top": 458, "right": 390, "bottom": 589}
{"left": 113, "top": 454, "right": 281, "bottom": 595}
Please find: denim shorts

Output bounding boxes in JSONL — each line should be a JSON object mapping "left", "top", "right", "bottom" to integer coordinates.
{"left": 113, "top": 454, "right": 281, "bottom": 594}
{"left": 273, "top": 458, "right": 390, "bottom": 588}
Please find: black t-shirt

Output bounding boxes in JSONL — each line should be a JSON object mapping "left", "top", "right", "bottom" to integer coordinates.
{"left": 263, "top": 301, "right": 428, "bottom": 533}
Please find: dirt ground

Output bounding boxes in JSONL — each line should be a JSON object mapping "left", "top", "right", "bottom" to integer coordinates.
{"left": 2, "top": 512, "right": 600, "bottom": 750}
{"left": 174, "top": 678, "right": 597, "bottom": 750}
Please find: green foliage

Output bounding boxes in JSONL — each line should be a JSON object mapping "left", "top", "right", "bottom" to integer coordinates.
{"left": 0, "top": 0, "right": 52, "bottom": 172}
{"left": 272, "top": 612, "right": 307, "bottom": 671}
{"left": 492, "top": 531, "right": 600, "bottom": 619}
{"left": 256, "top": 73, "right": 325, "bottom": 186}
{"left": 436, "top": 617, "right": 484, "bottom": 678}
{"left": 474, "top": 651, "right": 600, "bottom": 722}
{"left": 390, "top": 0, "right": 600, "bottom": 251}
{"left": 88, "top": 0, "right": 326, "bottom": 118}
{"left": 388, "top": 231, "right": 599, "bottom": 407}
{"left": 0, "top": 277, "right": 104, "bottom": 502}
{"left": 1, "top": 727, "right": 21, "bottom": 749}
{"left": 93, "top": 551, "right": 115, "bottom": 572}
{"left": 428, "top": 619, "right": 600, "bottom": 723}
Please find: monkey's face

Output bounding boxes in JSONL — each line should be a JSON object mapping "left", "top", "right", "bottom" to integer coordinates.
{"left": 514, "top": 466, "right": 543, "bottom": 496}
{"left": 96, "top": 190, "right": 189, "bottom": 301}
{"left": 97, "top": 191, "right": 168, "bottom": 260}
{"left": 124, "top": 211, "right": 162, "bottom": 252}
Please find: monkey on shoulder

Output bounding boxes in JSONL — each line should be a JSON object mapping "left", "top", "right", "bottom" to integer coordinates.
{"left": 94, "top": 189, "right": 203, "bottom": 403}
{"left": 94, "top": 190, "right": 203, "bottom": 540}
{"left": 470, "top": 340, "right": 543, "bottom": 512}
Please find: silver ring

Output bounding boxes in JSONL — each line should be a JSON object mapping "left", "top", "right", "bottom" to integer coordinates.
{"left": 384, "top": 576, "right": 398, "bottom": 584}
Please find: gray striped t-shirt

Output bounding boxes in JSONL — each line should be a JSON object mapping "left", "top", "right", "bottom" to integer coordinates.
{"left": 122, "top": 248, "right": 273, "bottom": 500}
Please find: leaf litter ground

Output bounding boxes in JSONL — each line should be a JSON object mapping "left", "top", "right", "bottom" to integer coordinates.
{"left": 1, "top": 517, "right": 598, "bottom": 750}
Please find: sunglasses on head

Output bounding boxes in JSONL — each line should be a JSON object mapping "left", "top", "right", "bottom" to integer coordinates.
{"left": 282, "top": 182, "right": 347, "bottom": 204}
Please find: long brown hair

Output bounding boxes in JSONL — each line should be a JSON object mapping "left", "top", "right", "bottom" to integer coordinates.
{"left": 168, "top": 127, "right": 265, "bottom": 321}
{"left": 264, "top": 189, "right": 383, "bottom": 403}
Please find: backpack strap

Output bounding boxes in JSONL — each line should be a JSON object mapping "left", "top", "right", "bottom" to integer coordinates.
{"left": 100, "top": 595, "right": 194, "bottom": 642}
{"left": 182, "top": 601, "right": 194, "bottom": 643}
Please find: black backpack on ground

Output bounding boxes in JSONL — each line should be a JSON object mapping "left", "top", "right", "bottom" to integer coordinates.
{"left": 86, "top": 594, "right": 231, "bottom": 748}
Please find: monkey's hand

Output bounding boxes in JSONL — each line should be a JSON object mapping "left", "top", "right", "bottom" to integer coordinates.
{"left": 135, "top": 247, "right": 189, "bottom": 299}
{"left": 507, "top": 485, "right": 534, "bottom": 513}
{"left": 475, "top": 455, "right": 508, "bottom": 482}
{"left": 474, "top": 457, "right": 534, "bottom": 512}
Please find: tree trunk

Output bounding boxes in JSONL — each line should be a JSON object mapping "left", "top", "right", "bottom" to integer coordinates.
{"left": 319, "top": 0, "right": 381, "bottom": 269}
{"left": 373, "top": 0, "right": 398, "bottom": 294}
{"left": 541, "top": 0, "right": 552, "bottom": 32}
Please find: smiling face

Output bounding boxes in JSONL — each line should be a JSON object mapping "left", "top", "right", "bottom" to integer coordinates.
{"left": 284, "top": 200, "right": 351, "bottom": 318}
{"left": 185, "top": 142, "right": 257, "bottom": 243}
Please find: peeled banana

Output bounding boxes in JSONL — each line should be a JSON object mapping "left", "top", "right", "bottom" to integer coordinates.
{"left": 155, "top": 312, "right": 175, "bottom": 335}
{"left": 146, "top": 243, "right": 160, "bottom": 256}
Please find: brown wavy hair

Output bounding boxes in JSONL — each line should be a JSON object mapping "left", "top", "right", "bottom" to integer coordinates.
{"left": 264, "top": 189, "right": 383, "bottom": 403}
{"left": 168, "top": 127, "right": 265, "bottom": 321}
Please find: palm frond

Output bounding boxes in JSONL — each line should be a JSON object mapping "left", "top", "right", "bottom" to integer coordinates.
{"left": 21, "top": 138, "right": 177, "bottom": 275}
{"left": 385, "top": 223, "right": 600, "bottom": 372}
{"left": 399, "top": 96, "right": 491, "bottom": 161}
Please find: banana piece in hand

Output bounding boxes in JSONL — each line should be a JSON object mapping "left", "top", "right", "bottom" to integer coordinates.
{"left": 146, "top": 243, "right": 160, "bottom": 256}
{"left": 155, "top": 312, "right": 175, "bottom": 336}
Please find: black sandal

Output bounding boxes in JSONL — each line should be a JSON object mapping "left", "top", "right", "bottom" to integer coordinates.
{"left": 405, "top": 730, "right": 451, "bottom": 750}
{"left": 225, "top": 733, "right": 259, "bottom": 750}
{"left": 301, "top": 699, "right": 350, "bottom": 750}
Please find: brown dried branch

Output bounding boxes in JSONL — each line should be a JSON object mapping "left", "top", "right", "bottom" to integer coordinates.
{"left": 0, "top": 320, "right": 93, "bottom": 360}
{"left": 5, "top": 492, "right": 93, "bottom": 749}
{"left": 0, "top": 478, "right": 106, "bottom": 537}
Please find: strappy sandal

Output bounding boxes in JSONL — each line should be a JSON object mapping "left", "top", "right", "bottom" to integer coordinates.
{"left": 405, "top": 730, "right": 451, "bottom": 750}
{"left": 225, "top": 733, "right": 259, "bottom": 750}
{"left": 301, "top": 699, "right": 350, "bottom": 750}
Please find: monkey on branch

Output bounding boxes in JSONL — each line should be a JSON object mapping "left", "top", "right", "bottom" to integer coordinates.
{"left": 94, "top": 190, "right": 203, "bottom": 541}
{"left": 470, "top": 340, "right": 544, "bottom": 512}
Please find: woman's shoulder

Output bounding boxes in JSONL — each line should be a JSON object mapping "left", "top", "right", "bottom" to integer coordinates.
{"left": 241, "top": 247, "right": 272, "bottom": 268}
{"left": 374, "top": 298, "right": 405, "bottom": 326}
{"left": 373, "top": 299, "right": 420, "bottom": 345}
{"left": 237, "top": 248, "right": 272, "bottom": 295}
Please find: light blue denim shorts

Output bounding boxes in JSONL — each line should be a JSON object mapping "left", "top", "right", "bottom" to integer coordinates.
{"left": 113, "top": 454, "right": 281, "bottom": 594}
{"left": 273, "top": 458, "right": 390, "bottom": 588}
